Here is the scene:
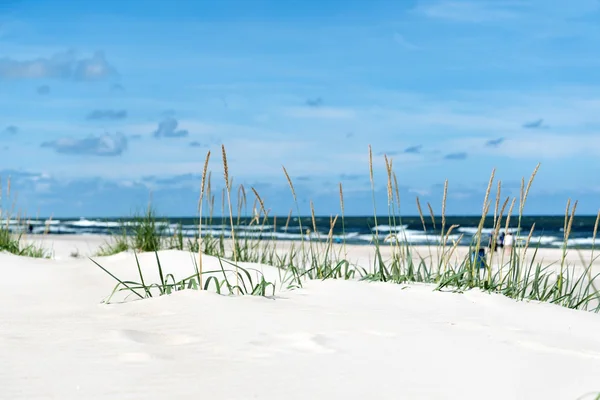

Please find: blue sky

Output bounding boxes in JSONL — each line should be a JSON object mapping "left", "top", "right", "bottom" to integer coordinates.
{"left": 1, "top": 0, "right": 600, "bottom": 217}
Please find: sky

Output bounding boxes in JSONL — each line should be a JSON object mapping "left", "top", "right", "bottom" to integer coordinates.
{"left": 1, "top": 0, "right": 600, "bottom": 217}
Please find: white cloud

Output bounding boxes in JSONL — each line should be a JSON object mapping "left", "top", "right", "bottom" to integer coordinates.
{"left": 41, "top": 133, "right": 128, "bottom": 156}
{"left": 409, "top": 188, "right": 431, "bottom": 197}
{"left": 0, "top": 50, "right": 116, "bottom": 81}
{"left": 495, "top": 133, "right": 600, "bottom": 159}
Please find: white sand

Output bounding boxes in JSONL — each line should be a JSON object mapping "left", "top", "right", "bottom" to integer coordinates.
{"left": 2, "top": 235, "right": 600, "bottom": 399}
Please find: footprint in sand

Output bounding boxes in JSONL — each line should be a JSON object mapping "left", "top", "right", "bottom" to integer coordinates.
{"left": 111, "top": 329, "right": 201, "bottom": 363}
{"left": 114, "top": 329, "right": 199, "bottom": 346}
{"left": 249, "top": 332, "right": 336, "bottom": 356}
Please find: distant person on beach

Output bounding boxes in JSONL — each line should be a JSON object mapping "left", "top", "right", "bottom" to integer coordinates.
{"left": 471, "top": 248, "right": 486, "bottom": 269}
{"left": 488, "top": 233, "right": 498, "bottom": 252}
{"left": 28, "top": 224, "right": 33, "bottom": 234}
{"left": 498, "top": 231, "right": 505, "bottom": 249}
{"left": 504, "top": 231, "right": 514, "bottom": 253}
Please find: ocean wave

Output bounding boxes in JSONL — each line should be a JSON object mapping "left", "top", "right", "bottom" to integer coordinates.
{"left": 68, "top": 219, "right": 121, "bottom": 228}
{"left": 32, "top": 226, "right": 80, "bottom": 234}
{"left": 549, "top": 238, "right": 599, "bottom": 247}
{"left": 457, "top": 227, "right": 496, "bottom": 235}
{"left": 356, "top": 232, "right": 462, "bottom": 244}
{"left": 1, "top": 219, "right": 61, "bottom": 226}
{"left": 527, "top": 235, "right": 559, "bottom": 244}
{"left": 371, "top": 224, "right": 409, "bottom": 232}
{"left": 3, "top": 217, "right": 599, "bottom": 249}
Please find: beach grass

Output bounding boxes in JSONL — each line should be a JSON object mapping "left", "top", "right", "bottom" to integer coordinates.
{"left": 95, "top": 206, "right": 184, "bottom": 256}
{"left": 0, "top": 176, "right": 50, "bottom": 258}
{"left": 90, "top": 250, "right": 275, "bottom": 303}
{"left": 81, "top": 145, "right": 600, "bottom": 310}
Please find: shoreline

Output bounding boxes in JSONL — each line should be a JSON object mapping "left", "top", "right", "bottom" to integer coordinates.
{"left": 6, "top": 213, "right": 598, "bottom": 250}
{"left": 20, "top": 234, "right": 600, "bottom": 271}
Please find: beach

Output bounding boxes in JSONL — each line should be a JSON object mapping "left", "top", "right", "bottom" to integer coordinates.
{"left": 1, "top": 234, "right": 600, "bottom": 399}
{"left": 22, "top": 233, "right": 600, "bottom": 274}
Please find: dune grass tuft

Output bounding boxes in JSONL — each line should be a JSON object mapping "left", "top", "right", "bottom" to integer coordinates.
{"left": 0, "top": 176, "right": 49, "bottom": 258}
{"left": 90, "top": 250, "right": 275, "bottom": 304}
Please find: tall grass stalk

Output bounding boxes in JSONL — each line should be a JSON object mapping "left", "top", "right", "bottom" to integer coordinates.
{"left": 339, "top": 183, "right": 348, "bottom": 260}
{"left": 221, "top": 145, "right": 240, "bottom": 293}
{"left": 197, "top": 150, "right": 211, "bottom": 290}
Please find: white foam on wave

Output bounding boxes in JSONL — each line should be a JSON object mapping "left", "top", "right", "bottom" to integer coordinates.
{"left": 32, "top": 226, "right": 79, "bottom": 234}
{"left": 371, "top": 225, "right": 408, "bottom": 232}
{"left": 356, "top": 231, "right": 462, "bottom": 244}
{"left": 549, "top": 237, "right": 598, "bottom": 247}
{"left": 527, "top": 235, "right": 559, "bottom": 245}
{"left": 68, "top": 219, "right": 121, "bottom": 228}
{"left": 1, "top": 219, "right": 61, "bottom": 225}
{"left": 458, "top": 227, "right": 495, "bottom": 235}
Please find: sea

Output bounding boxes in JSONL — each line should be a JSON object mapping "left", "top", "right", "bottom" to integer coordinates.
{"left": 3, "top": 215, "right": 599, "bottom": 249}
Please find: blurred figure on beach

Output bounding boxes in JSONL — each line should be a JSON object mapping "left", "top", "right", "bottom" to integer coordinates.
{"left": 488, "top": 231, "right": 505, "bottom": 252}
{"left": 504, "top": 231, "right": 514, "bottom": 253}
{"left": 471, "top": 248, "right": 487, "bottom": 269}
{"left": 488, "top": 233, "right": 498, "bottom": 252}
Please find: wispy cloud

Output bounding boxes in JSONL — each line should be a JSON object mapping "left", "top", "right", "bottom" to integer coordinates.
{"left": 36, "top": 84, "right": 50, "bottom": 95}
{"left": 415, "top": 1, "right": 521, "bottom": 23}
{"left": 153, "top": 117, "right": 189, "bottom": 138}
{"left": 144, "top": 173, "right": 199, "bottom": 187}
{"left": 41, "top": 133, "right": 128, "bottom": 156}
{"left": 522, "top": 118, "right": 548, "bottom": 129}
{"left": 339, "top": 173, "right": 363, "bottom": 181}
{"left": 110, "top": 83, "right": 125, "bottom": 92}
{"left": 3, "top": 125, "right": 18, "bottom": 135}
{"left": 0, "top": 51, "right": 116, "bottom": 81}
{"left": 487, "top": 133, "right": 600, "bottom": 159}
{"left": 86, "top": 109, "right": 128, "bottom": 121}
{"left": 444, "top": 151, "right": 468, "bottom": 160}
{"left": 450, "top": 132, "right": 600, "bottom": 159}
{"left": 485, "top": 137, "right": 504, "bottom": 147}
{"left": 393, "top": 33, "right": 419, "bottom": 50}
{"left": 404, "top": 145, "right": 423, "bottom": 154}
{"left": 189, "top": 141, "right": 207, "bottom": 147}
{"left": 305, "top": 97, "right": 323, "bottom": 107}
{"left": 284, "top": 106, "right": 355, "bottom": 119}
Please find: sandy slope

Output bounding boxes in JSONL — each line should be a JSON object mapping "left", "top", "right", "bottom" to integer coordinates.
{"left": 2, "top": 236, "right": 600, "bottom": 399}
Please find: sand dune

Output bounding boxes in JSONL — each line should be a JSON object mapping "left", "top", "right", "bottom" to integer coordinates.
{"left": 2, "top": 236, "right": 600, "bottom": 399}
